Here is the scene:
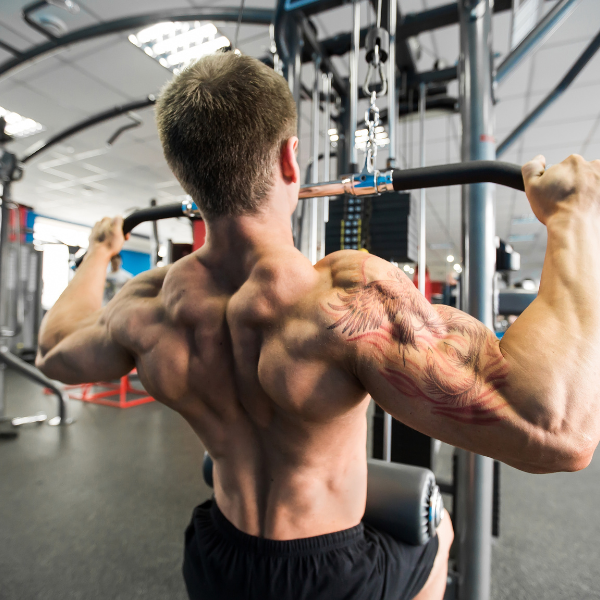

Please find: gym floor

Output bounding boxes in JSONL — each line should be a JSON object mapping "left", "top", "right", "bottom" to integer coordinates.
{"left": 1, "top": 371, "right": 599, "bottom": 600}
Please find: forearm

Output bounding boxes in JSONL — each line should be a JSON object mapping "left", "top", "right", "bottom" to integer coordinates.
{"left": 38, "top": 247, "right": 111, "bottom": 353}
{"left": 500, "top": 209, "right": 600, "bottom": 452}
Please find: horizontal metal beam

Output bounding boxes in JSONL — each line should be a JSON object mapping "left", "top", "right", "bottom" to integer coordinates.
{"left": 497, "top": 28, "right": 600, "bottom": 157}
{"left": 307, "top": 0, "right": 535, "bottom": 62}
{"left": 495, "top": 0, "right": 582, "bottom": 85}
{"left": 0, "top": 8, "right": 274, "bottom": 79}
{"left": 21, "top": 95, "right": 157, "bottom": 163}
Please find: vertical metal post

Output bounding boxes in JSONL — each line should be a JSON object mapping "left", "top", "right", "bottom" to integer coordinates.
{"left": 382, "top": 412, "right": 392, "bottom": 461}
{"left": 457, "top": 1, "right": 496, "bottom": 599}
{"left": 418, "top": 81, "right": 426, "bottom": 296}
{"left": 0, "top": 186, "right": 8, "bottom": 419}
{"left": 308, "top": 56, "right": 321, "bottom": 265}
{"left": 387, "top": 0, "right": 397, "bottom": 169}
{"left": 349, "top": 0, "right": 360, "bottom": 172}
{"left": 285, "top": 20, "right": 304, "bottom": 249}
{"left": 285, "top": 21, "right": 303, "bottom": 106}
{"left": 149, "top": 199, "right": 159, "bottom": 269}
{"left": 317, "top": 72, "right": 332, "bottom": 261}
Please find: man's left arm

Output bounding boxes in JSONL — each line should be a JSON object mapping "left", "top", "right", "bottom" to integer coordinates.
{"left": 36, "top": 217, "right": 135, "bottom": 384}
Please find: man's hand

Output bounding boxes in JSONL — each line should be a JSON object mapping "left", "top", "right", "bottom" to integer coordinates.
{"left": 88, "top": 216, "right": 128, "bottom": 257}
{"left": 522, "top": 154, "right": 600, "bottom": 225}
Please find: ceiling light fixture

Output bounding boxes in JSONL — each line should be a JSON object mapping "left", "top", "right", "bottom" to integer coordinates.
{"left": 129, "top": 21, "right": 231, "bottom": 74}
{"left": 446, "top": 254, "right": 454, "bottom": 262}
{"left": 0, "top": 105, "right": 44, "bottom": 139}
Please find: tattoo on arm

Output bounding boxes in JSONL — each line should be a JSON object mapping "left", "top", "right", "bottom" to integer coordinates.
{"left": 327, "top": 264, "right": 508, "bottom": 424}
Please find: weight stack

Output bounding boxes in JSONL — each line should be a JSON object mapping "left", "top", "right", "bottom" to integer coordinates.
{"left": 325, "top": 192, "right": 418, "bottom": 263}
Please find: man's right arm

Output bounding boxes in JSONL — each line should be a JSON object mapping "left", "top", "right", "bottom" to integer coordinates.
{"left": 322, "top": 155, "right": 600, "bottom": 474}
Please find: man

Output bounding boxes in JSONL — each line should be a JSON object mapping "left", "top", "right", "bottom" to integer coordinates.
{"left": 36, "top": 52, "right": 600, "bottom": 600}
{"left": 103, "top": 253, "right": 132, "bottom": 305}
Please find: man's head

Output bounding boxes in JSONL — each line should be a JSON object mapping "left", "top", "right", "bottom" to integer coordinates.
{"left": 110, "top": 254, "right": 122, "bottom": 272}
{"left": 156, "top": 52, "right": 298, "bottom": 221}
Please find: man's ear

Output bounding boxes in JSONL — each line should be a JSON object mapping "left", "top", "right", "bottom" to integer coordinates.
{"left": 280, "top": 137, "right": 300, "bottom": 184}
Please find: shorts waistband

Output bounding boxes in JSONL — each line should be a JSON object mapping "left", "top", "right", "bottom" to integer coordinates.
{"left": 208, "top": 499, "right": 365, "bottom": 557}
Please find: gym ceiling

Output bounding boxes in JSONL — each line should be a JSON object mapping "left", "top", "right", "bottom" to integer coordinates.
{"left": 0, "top": 0, "right": 598, "bottom": 280}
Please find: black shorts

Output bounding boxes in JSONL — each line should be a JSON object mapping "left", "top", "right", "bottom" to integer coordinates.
{"left": 182, "top": 499, "right": 439, "bottom": 600}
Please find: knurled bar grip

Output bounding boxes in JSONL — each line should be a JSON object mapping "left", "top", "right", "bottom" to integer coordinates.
{"left": 392, "top": 160, "right": 525, "bottom": 192}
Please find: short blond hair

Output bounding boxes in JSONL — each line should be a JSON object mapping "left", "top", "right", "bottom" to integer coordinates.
{"left": 156, "top": 52, "right": 297, "bottom": 220}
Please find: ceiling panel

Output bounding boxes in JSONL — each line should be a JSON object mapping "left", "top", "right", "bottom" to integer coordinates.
{"left": 529, "top": 40, "right": 588, "bottom": 94}
{"left": 0, "top": 80, "right": 88, "bottom": 136}
{"left": 25, "top": 63, "right": 128, "bottom": 112}
{"left": 543, "top": 0, "right": 599, "bottom": 46}
{"left": 75, "top": 40, "right": 173, "bottom": 100}
{"left": 495, "top": 54, "right": 535, "bottom": 104}
{"left": 520, "top": 116, "right": 595, "bottom": 149}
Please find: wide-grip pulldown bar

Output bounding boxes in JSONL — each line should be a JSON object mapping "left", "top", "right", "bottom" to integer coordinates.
{"left": 298, "top": 160, "right": 525, "bottom": 199}
{"left": 75, "top": 161, "right": 524, "bottom": 268}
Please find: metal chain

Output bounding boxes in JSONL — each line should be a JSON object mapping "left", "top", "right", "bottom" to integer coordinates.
{"left": 362, "top": 91, "right": 380, "bottom": 174}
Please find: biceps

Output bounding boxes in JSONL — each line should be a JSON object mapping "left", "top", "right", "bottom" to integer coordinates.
{"left": 36, "top": 325, "right": 135, "bottom": 384}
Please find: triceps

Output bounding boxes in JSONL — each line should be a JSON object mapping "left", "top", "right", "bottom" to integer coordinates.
{"left": 325, "top": 265, "right": 509, "bottom": 425}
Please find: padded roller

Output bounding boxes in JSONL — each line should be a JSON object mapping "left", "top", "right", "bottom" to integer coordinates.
{"left": 364, "top": 459, "right": 443, "bottom": 546}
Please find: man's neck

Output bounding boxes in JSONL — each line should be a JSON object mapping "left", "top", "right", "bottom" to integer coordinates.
{"left": 200, "top": 201, "right": 296, "bottom": 283}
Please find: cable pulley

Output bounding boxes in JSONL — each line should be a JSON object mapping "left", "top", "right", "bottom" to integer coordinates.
{"left": 365, "top": 27, "right": 389, "bottom": 65}
{"left": 363, "top": 27, "right": 389, "bottom": 98}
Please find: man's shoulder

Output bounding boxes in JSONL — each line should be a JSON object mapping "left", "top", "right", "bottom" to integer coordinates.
{"left": 124, "top": 265, "right": 170, "bottom": 297}
{"left": 316, "top": 250, "right": 396, "bottom": 291}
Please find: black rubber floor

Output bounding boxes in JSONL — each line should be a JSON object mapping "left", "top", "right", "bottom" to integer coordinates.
{"left": 0, "top": 372, "right": 209, "bottom": 600}
{"left": 1, "top": 371, "right": 600, "bottom": 599}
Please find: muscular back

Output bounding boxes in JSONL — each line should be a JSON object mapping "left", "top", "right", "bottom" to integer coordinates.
{"left": 108, "top": 246, "right": 371, "bottom": 539}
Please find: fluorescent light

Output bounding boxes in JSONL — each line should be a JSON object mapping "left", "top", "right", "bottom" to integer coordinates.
{"left": 328, "top": 128, "right": 337, "bottom": 135}
{"left": 129, "top": 20, "right": 231, "bottom": 73}
{"left": 0, "top": 105, "right": 44, "bottom": 139}
{"left": 446, "top": 255, "right": 454, "bottom": 262}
